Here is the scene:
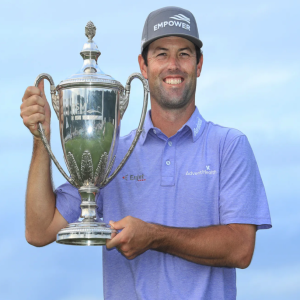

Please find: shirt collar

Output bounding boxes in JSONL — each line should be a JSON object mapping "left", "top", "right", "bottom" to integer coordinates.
{"left": 184, "top": 106, "right": 206, "bottom": 142}
{"left": 140, "top": 110, "right": 154, "bottom": 145}
{"left": 140, "top": 106, "right": 206, "bottom": 145}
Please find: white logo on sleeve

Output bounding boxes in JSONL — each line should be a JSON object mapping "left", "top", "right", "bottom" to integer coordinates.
{"left": 206, "top": 165, "right": 210, "bottom": 170}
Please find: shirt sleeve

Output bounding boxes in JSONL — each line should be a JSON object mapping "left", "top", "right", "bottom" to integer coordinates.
{"left": 55, "top": 182, "right": 104, "bottom": 223}
{"left": 219, "top": 134, "right": 272, "bottom": 230}
{"left": 55, "top": 182, "right": 82, "bottom": 224}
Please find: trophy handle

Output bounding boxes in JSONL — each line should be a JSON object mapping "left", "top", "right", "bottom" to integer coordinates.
{"left": 34, "top": 73, "right": 75, "bottom": 186}
{"left": 102, "top": 73, "right": 149, "bottom": 185}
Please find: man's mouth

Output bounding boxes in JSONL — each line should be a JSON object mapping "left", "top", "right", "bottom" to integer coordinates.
{"left": 163, "top": 77, "right": 184, "bottom": 85}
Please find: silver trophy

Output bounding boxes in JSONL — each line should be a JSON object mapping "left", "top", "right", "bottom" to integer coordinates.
{"left": 34, "top": 21, "right": 148, "bottom": 246}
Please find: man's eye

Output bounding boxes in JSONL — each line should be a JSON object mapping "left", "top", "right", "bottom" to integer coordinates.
{"left": 157, "top": 53, "right": 167, "bottom": 57}
{"left": 180, "top": 52, "right": 189, "bottom": 56}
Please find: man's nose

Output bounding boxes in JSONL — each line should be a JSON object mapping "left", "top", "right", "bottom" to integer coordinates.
{"left": 167, "top": 56, "right": 180, "bottom": 70}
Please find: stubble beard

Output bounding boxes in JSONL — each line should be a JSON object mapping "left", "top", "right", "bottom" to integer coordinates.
{"left": 149, "top": 72, "right": 197, "bottom": 110}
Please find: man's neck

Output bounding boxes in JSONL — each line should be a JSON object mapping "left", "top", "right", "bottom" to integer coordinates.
{"left": 150, "top": 100, "right": 196, "bottom": 138}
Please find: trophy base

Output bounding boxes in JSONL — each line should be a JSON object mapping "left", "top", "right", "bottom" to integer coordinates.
{"left": 56, "top": 221, "right": 116, "bottom": 246}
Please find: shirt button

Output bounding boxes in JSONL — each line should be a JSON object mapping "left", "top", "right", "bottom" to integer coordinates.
{"left": 166, "top": 160, "right": 171, "bottom": 165}
{"left": 168, "top": 141, "right": 172, "bottom": 146}
{"left": 153, "top": 129, "right": 156, "bottom": 134}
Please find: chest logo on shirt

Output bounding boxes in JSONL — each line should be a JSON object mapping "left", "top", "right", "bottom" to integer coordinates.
{"left": 122, "top": 173, "right": 146, "bottom": 181}
{"left": 186, "top": 165, "right": 217, "bottom": 175}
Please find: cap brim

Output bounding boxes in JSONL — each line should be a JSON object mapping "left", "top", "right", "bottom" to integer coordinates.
{"left": 141, "top": 33, "right": 203, "bottom": 53}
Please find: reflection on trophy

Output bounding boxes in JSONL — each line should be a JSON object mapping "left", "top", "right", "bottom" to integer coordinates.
{"left": 34, "top": 21, "right": 149, "bottom": 246}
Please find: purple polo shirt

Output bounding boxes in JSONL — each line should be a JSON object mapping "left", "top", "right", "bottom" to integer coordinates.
{"left": 56, "top": 107, "right": 271, "bottom": 300}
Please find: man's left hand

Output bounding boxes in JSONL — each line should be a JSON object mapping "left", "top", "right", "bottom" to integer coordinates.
{"left": 106, "top": 216, "right": 156, "bottom": 260}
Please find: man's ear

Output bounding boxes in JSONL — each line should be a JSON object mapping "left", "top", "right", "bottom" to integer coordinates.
{"left": 196, "top": 55, "right": 203, "bottom": 78}
{"left": 138, "top": 54, "right": 148, "bottom": 79}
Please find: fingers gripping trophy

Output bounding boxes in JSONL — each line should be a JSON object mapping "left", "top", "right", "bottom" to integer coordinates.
{"left": 34, "top": 21, "right": 148, "bottom": 246}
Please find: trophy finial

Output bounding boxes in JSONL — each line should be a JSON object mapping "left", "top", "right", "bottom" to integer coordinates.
{"left": 85, "top": 21, "right": 96, "bottom": 41}
{"left": 80, "top": 21, "right": 101, "bottom": 70}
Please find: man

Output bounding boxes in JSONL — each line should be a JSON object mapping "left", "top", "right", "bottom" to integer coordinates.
{"left": 21, "top": 6, "right": 271, "bottom": 300}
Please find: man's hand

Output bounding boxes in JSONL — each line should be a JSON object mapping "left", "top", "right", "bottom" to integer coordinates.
{"left": 106, "top": 216, "right": 157, "bottom": 260}
{"left": 20, "top": 79, "right": 51, "bottom": 140}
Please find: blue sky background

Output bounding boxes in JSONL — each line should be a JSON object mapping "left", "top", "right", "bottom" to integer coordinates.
{"left": 0, "top": 0, "right": 299, "bottom": 299}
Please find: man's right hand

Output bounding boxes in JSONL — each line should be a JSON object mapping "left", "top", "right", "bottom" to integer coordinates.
{"left": 21, "top": 79, "right": 67, "bottom": 246}
{"left": 21, "top": 79, "right": 51, "bottom": 140}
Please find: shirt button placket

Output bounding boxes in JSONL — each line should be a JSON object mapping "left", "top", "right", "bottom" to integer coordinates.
{"left": 161, "top": 139, "right": 175, "bottom": 186}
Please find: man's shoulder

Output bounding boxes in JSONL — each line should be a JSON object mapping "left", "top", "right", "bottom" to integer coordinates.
{"left": 119, "top": 129, "right": 137, "bottom": 144}
{"left": 118, "top": 119, "right": 247, "bottom": 149}
{"left": 204, "top": 120, "right": 246, "bottom": 146}
{"left": 117, "top": 129, "right": 139, "bottom": 153}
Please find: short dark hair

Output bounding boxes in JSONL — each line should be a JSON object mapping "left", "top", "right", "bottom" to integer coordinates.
{"left": 141, "top": 43, "right": 202, "bottom": 67}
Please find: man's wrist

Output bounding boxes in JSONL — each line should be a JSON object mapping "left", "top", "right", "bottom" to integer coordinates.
{"left": 33, "top": 135, "right": 51, "bottom": 156}
{"left": 33, "top": 133, "right": 50, "bottom": 144}
{"left": 149, "top": 223, "right": 168, "bottom": 251}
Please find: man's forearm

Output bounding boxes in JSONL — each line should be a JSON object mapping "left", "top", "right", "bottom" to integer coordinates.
{"left": 25, "top": 137, "right": 56, "bottom": 246}
{"left": 106, "top": 216, "right": 256, "bottom": 268}
{"left": 151, "top": 223, "right": 256, "bottom": 268}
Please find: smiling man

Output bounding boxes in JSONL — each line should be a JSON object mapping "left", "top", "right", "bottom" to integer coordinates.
{"left": 21, "top": 6, "right": 271, "bottom": 300}
{"left": 102, "top": 7, "right": 271, "bottom": 299}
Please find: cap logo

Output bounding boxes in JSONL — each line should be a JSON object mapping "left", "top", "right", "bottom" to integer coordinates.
{"left": 153, "top": 14, "right": 191, "bottom": 32}
{"left": 170, "top": 14, "right": 190, "bottom": 24}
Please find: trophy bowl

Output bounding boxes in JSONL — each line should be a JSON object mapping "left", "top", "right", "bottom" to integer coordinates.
{"left": 34, "top": 21, "right": 148, "bottom": 246}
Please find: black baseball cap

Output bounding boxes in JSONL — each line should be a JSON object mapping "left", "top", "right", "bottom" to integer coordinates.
{"left": 141, "top": 6, "right": 203, "bottom": 53}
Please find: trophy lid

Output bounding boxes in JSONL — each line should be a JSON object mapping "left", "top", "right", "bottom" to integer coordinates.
{"left": 57, "top": 21, "right": 123, "bottom": 91}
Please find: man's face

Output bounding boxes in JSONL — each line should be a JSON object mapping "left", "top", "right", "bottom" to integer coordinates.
{"left": 138, "top": 36, "right": 203, "bottom": 110}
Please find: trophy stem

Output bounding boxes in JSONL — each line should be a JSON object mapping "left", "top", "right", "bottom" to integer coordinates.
{"left": 56, "top": 187, "right": 116, "bottom": 246}
{"left": 79, "top": 189, "right": 98, "bottom": 221}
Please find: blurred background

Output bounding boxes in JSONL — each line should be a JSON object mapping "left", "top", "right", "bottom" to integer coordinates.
{"left": 0, "top": 0, "right": 299, "bottom": 299}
